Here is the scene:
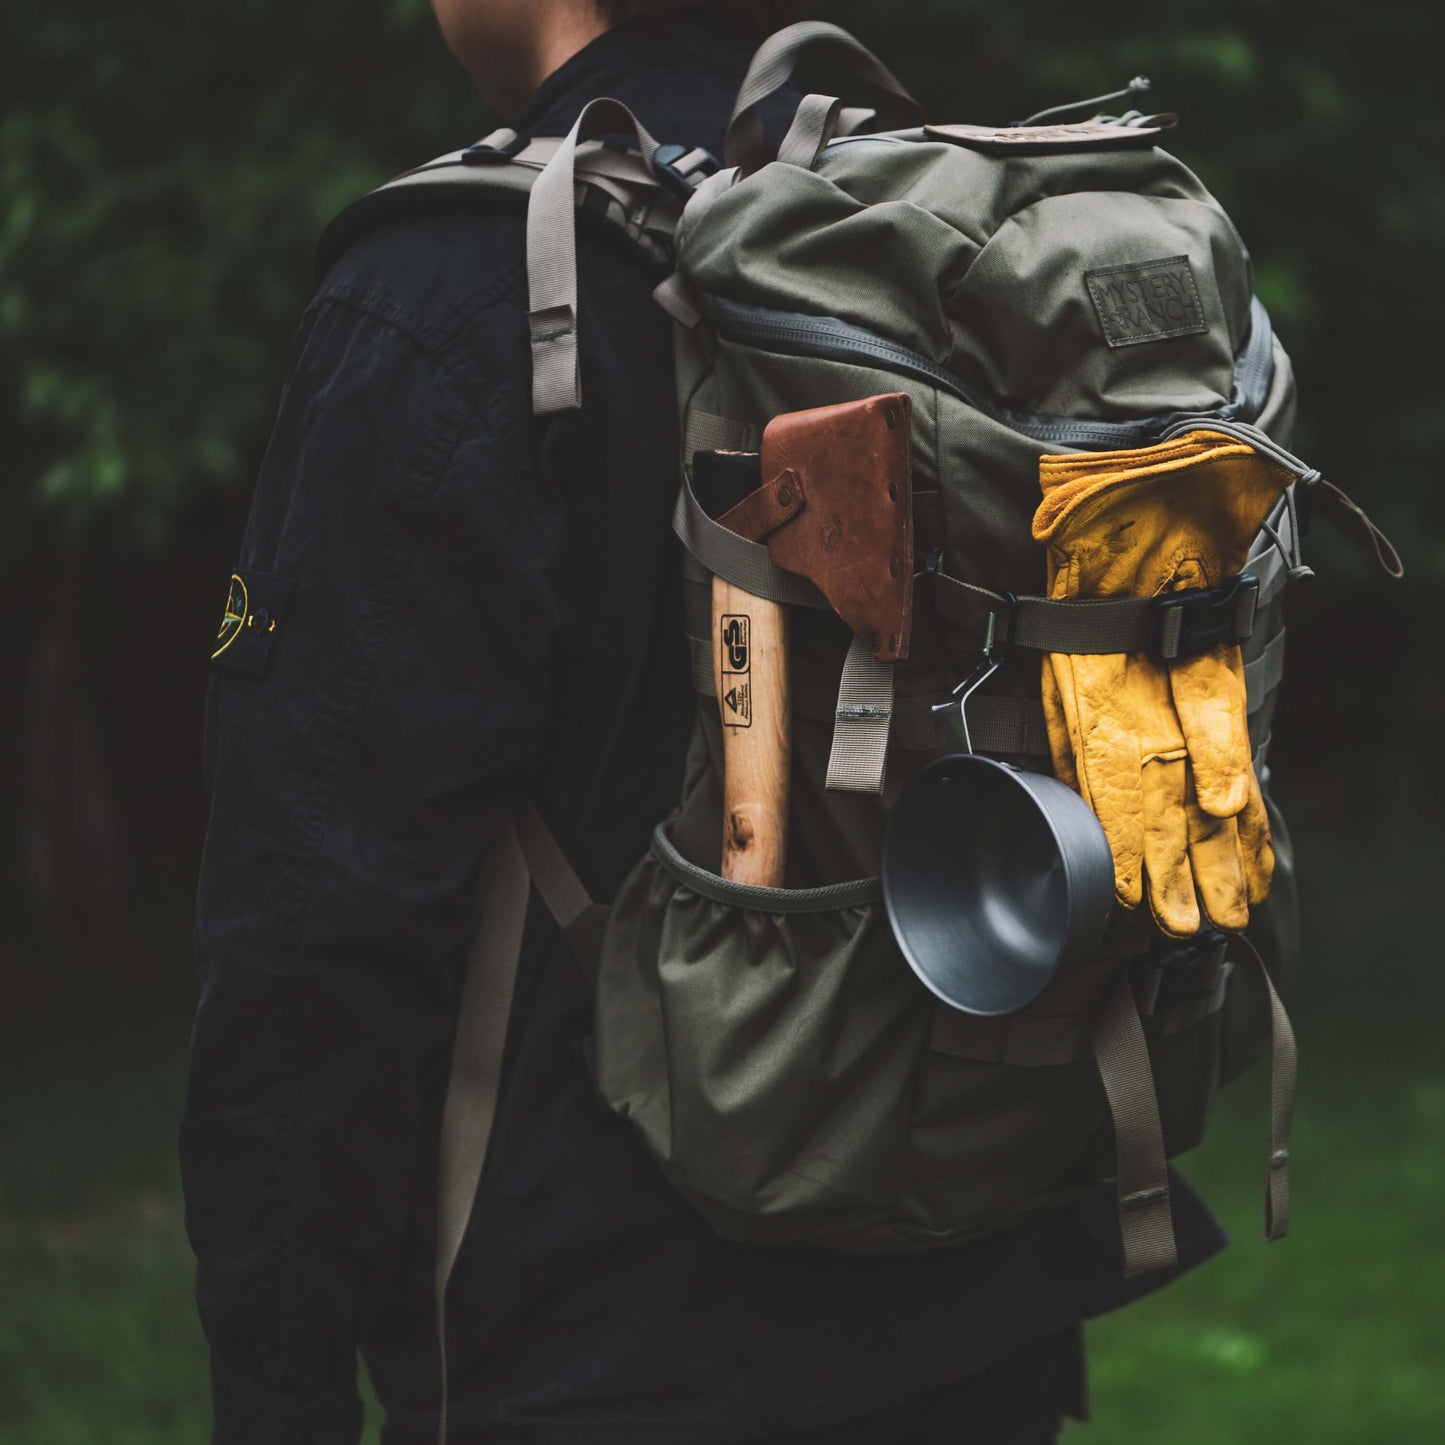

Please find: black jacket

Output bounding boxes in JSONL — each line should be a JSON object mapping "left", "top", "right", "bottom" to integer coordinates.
{"left": 181, "top": 18, "right": 1224, "bottom": 1444}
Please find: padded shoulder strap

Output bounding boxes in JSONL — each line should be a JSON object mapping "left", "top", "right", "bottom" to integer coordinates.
{"left": 315, "top": 124, "right": 681, "bottom": 286}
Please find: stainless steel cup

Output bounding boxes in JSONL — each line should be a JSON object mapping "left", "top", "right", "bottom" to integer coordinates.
{"left": 882, "top": 753, "right": 1116, "bottom": 1016}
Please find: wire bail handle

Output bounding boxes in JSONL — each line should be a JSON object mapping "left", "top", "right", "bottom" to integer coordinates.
{"left": 933, "top": 594, "right": 1016, "bottom": 755}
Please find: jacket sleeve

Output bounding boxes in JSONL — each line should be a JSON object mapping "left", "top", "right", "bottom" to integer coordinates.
{"left": 179, "top": 282, "right": 562, "bottom": 1443}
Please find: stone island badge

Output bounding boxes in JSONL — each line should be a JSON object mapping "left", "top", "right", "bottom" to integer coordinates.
{"left": 211, "top": 569, "right": 295, "bottom": 676}
{"left": 213, "top": 574, "right": 250, "bottom": 659}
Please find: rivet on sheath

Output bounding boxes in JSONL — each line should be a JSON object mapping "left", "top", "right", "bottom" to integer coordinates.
{"left": 777, "top": 484, "right": 793, "bottom": 506}
{"left": 888, "top": 482, "right": 898, "bottom": 501}
{"left": 885, "top": 406, "right": 899, "bottom": 429}
{"left": 889, "top": 556, "right": 900, "bottom": 577}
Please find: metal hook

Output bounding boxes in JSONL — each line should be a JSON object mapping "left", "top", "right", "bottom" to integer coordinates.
{"left": 930, "top": 593, "right": 1016, "bottom": 754}
{"left": 938, "top": 597, "right": 1016, "bottom": 754}
{"left": 952, "top": 653, "right": 1000, "bottom": 756}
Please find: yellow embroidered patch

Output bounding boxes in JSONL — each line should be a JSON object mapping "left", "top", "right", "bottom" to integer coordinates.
{"left": 213, "top": 573, "right": 249, "bottom": 660}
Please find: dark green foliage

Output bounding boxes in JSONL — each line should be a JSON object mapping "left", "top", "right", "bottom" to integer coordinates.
{"left": 4, "top": 0, "right": 1440, "bottom": 570}
{"left": 0, "top": 0, "right": 480, "bottom": 556}
{"left": 830, "top": 0, "right": 1445, "bottom": 577}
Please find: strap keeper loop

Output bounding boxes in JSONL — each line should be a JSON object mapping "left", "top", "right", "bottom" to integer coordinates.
{"left": 528, "top": 304, "right": 576, "bottom": 347}
{"left": 1119, "top": 1185, "right": 1171, "bottom": 1212}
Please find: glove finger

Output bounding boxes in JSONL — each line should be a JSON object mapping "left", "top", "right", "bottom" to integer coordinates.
{"left": 1171, "top": 645, "right": 1252, "bottom": 819}
{"left": 1186, "top": 776, "right": 1251, "bottom": 932}
{"left": 1236, "top": 767, "right": 1275, "bottom": 907}
{"left": 1141, "top": 752, "right": 1200, "bottom": 937}
{"left": 1040, "top": 654, "right": 1080, "bottom": 795}
{"left": 1072, "top": 656, "right": 1145, "bottom": 911}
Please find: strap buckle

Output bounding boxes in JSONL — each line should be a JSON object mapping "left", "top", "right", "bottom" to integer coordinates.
{"left": 651, "top": 143, "right": 720, "bottom": 200}
{"left": 461, "top": 133, "right": 527, "bottom": 165}
{"left": 1148, "top": 572, "right": 1259, "bottom": 661}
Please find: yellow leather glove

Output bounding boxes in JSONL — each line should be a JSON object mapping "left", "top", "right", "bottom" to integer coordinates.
{"left": 1031, "top": 431, "right": 1290, "bottom": 937}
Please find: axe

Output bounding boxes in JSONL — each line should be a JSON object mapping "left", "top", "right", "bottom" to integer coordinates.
{"left": 694, "top": 394, "right": 914, "bottom": 886}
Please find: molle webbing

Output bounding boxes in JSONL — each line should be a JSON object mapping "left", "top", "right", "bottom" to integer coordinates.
{"left": 678, "top": 456, "right": 1292, "bottom": 660}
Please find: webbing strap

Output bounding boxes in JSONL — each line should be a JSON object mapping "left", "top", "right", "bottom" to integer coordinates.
{"left": 935, "top": 574, "right": 1159, "bottom": 655}
{"left": 1090, "top": 970, "right": 1179, "bottom": 1276}
{"left": 689, "top": 633, "right": 717, "bottom": 698}
{"left": 777, "top": 93, "right": 844, "bottom": 170}
{"left": 377, "top": 141, "right": 661, "bottom": 207}
{"left": 528, "top": 100, "right": 660, "bottom": 415}
{"left": 686, "top": 615, "right": 1279, "bottom": 754}
{"left": 683, "top": 409, "right": 756, "bottom": 462}
{"left": 685, "top": 635, "right": 1053, "bottom": 756}
{"left": 1232, "top": 938, "right": 1297, "bottom": 1241}
{"left": 835, "top": 105, "right": 879, "bottom": 137}
{"left": 653, "top": 272, "right": 703, "bottom": 330}
{"left": 435, "top": 808, "right": 596, "bottom": 1443}
{"left": 725, "top": 21, "right": 921, "bottom": 172}
{"left": 824, "top": 637, "right": 895, "bottom": 794}
{"left": 1242, "top": 628, "right": 1286, "bottom": 710}
{"left": 934, "top": 484, "right": 1294, "bottom": 658}
{"left": 530, "top": 138, "right": 660, "bottom": 189}
{"left": 908, "top": 690, "right": 1052, "bottom": 757}
{"left": 672, "top": 474, "right": 828, "bottom": 609}
{"left": 435, "top": 820, "right": 529, "bottom": 1444}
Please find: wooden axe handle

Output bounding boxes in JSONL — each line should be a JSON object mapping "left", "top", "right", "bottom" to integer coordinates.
{"left": 711, "top": 574, "right": 790, "bottom": 886}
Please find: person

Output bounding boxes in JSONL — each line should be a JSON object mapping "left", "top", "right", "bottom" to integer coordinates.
{"left": 180, "top": 4, "right": 1229, "bottom": 1441}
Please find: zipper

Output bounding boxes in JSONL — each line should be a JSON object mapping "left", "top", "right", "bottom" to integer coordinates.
{"left": 701, "top": 293, "right": 1275, "bottom": 450}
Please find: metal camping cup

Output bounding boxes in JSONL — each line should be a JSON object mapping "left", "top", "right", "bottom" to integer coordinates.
{"left": 881, "top": 651, "right": 1116, "bottom": 1016}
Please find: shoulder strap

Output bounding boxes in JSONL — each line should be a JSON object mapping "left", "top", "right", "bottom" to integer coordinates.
{"left": 525, "top": 98, "right": 666, "bottom": 413}
{"left": 434, "top": 805, "right": 599, "bottom": 1445}
{"left": 318, "top": 124, "right": 681, "bottom": 276}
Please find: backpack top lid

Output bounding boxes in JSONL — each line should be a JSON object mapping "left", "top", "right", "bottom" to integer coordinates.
{"left": 677, "top": 130, "right": 1258, "bottom": 426}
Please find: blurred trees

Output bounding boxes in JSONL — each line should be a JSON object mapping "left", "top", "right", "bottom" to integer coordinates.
{"left": 1, "top": 0, "right": 479, "bottom": 912}
{"left": 5, "top": 0, "right": 1440, "bottom": 562}
{"left": 834, "top": 0, "right": 1445, "bottom": 570}
{"left": 0, "top": 0, "right": 477, "bottom": 556}
{"left": 1, "top": 0, "right": 1440, "bottom": 916}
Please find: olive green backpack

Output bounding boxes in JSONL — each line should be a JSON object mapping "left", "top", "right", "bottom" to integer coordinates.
{"left": 597, "top": 22, "right": 1323, "bottom": 1271}
{"left": 328, "top": 29, "right": 1404, "bottom": 1410}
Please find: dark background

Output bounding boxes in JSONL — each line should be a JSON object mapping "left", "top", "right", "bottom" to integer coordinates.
{"left": 2, "top": 2, "right": 1441, "bottom": 1440}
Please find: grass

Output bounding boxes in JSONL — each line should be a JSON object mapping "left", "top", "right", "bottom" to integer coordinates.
{"left": 0, "top": 999, "right": 388, "bottom": 1445}
{"left": 3, "top": 1010, "right": 1440, "bottom": 1442}
{"left": 1069, "top": 1015, "right": 1445, "bottom": 1443}
{"left": 2, "top": 773, "right": 1441, "bottom": 1442}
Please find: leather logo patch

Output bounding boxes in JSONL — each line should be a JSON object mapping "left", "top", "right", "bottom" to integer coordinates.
{"left": 1085, "top": 256, "right": 1206, "bottom": 348}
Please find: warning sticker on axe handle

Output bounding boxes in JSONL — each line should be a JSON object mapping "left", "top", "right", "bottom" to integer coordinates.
{"left": 720, "top": 614, "right": 752, "bottom": 728}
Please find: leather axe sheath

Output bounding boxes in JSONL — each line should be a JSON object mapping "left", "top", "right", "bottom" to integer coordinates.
{"left": 696, "top": 393, "right": 913, "bottom": 886}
